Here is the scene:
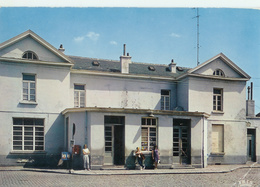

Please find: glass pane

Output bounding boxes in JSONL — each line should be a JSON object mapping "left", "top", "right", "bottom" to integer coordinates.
{"left": 35, "top": 132, "right": 44, "bottom": 136}
{"left": 74, "top": 85, "right": 85, "bottom": 90}
{"left": 24, "top": 132, "right": 33, "bottom": 136}
{"left": 13, "top": 126, "right": 22, "bottom": 130}
{"left": 23, "top": 74, "right": 35, "bottom": 81}
{"left": 13, "top": 141, "right": 22, "bottom": 145}
{"left": 105, "top": 147, "right": 112, "bottom": 152}
{"left": 13, "top": 146, "right": 22, "bottom": 150}
{"left": 13, "top": 118, "right": 23, "bottom": 125}
{"left": 30, "top": 83, "right": 35, "bottom": 88}
{"left": 35, "top": 119, "right": 44, "bottom": 126}
{"left": 35, "top": 146, "right": 44, "bottom": 150}
{"left": 105, "top": 142, "right": 112, "bottom": 146}
{"left": 24, "top": 137, "right": 33, "bottom": 140}
{"left": 24, "top": 127, "right": 33, "bottom": 131}
{"left": 24, "top": 119, "right": 34, "bottom": 125}
{"left": 24, "top": 141, "right": 33, "bottom": 145}
{"left": 13, "top": 132, "right": 22, "bottom": 136}
{"left": 13, "top": 136, "right": 22, "bottom": 140}
{"left": 35, "top": 137, "right": 44, "bottom": 141}
{"left": 24, "top": 146, "right": 33, "bottom": 150}
{"left": 35, "top": 127, "right": 44, "bottom": 131}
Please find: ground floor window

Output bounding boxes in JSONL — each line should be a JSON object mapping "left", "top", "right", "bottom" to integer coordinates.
{"left": 211, "top": 124, "right": 224, "bottom": 153}
{"left": 13, "top": 118, "right": 44, "bottom": 151}
{"left": 141, "top": 118, "right": 157, "bottom": 151}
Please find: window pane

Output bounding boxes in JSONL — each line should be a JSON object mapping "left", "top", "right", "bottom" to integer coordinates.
{"left": 23, "top": 74, "right": 35, "bottom": 81}
{"left": 13, "top": 118, "right": 23, "bottom": 125}
{"left": 74, "top": 85, "right": 85, "bottom": 90}
{"left": 35, "top": 119, "right": 44, "bottom": 126}
{"left": 24, "top": 119, "right": 34, "bottom": 125}
{"left": 24, "top": 146, "right": 33, "bottom": 150}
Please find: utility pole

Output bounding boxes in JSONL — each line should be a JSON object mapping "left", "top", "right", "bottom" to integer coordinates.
{"left": 196, "top": 8, "right": 200, "bottom": 66}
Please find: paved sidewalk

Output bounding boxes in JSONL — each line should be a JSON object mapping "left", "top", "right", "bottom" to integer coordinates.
{"left": 0, "top": 163, "right": 259, "bottom": 176}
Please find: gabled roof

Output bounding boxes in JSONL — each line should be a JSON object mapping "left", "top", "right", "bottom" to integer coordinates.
{"left": 0, "top": 30, "right": 73, "bottom": 63}
{"left": 69, "top": 55, "right": 190, "bottom": 78}
{"left": 187, "top": 53, "right": 251, "bottom": 79}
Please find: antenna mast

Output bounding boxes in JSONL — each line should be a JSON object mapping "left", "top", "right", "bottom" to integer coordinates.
{"left": 196, "top": 8, "right": 200, "bottom": 65}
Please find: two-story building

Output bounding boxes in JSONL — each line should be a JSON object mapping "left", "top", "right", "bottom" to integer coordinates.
{"left": 0, "top": 30, "right": 259, "bottom": 169}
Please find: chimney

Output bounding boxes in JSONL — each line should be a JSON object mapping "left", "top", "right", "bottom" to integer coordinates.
{"left": 120, "top": 44, "right": 132, "bottom": 74}
{"left": 58, "top": 44, "right": 65, "bottom": 53}
{"left": 246, "top": 82, "right": 255, "bottom": 117}
{"left": 169, "top": 59, "right": 177, "bottom": 73}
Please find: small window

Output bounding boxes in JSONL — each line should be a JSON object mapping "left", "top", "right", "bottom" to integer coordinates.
{"left": 74, "top": 84, "right": 85, "bottom": 108}
{"left": 213, "top": 88, "right": 223, "bottom": 111}
{"left": 212, "top": 125, "right": 224, "bottom": 153}
{"left": 23, "top": 74, "right": 36, "bottom": 101}
{"left": 141, "top": 118, "right": 157, "bottom": 151}
{"left": 22, "top": 51, "right": 38, "bottom": 60}
{"left": 148, "top": 66, "right": 155, "bottom": 71}
{"left": 213, "top": 69, "right": 225, "bottom": 77}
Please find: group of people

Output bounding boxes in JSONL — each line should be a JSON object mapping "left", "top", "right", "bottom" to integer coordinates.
{"left": 81, "top": 144, "right": 160, "bottom": 170}
{"left": 135, "top": 145, "right": 160, "bottom": 170}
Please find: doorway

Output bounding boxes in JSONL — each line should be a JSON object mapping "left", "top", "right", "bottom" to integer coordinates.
{"left": 247, "top": 129, "right": 256, "bottom": 162}
{"left": 173, "top": 119, "right": 191, "bottom": 165}
{"left": 104, "top": 116, "right": 125, "bottom": 165}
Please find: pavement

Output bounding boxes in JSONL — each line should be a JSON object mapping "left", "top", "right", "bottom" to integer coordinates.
{"left": 0, "top": 162, "right": 259, "bottom": 176}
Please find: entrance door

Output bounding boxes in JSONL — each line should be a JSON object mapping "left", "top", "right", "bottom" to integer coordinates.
{"left": 104, "top": 116, "right": 125, "bottom": 165}
{"left": 247, "top": 129, "right": 256, "bottom": 162}
{"left": 173, "top": 119, "right": 191, "bottom": 165}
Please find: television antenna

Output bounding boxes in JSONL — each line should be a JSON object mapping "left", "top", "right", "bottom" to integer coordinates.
{"left": 193, "top": 8, "right": 200, "bottom": 66}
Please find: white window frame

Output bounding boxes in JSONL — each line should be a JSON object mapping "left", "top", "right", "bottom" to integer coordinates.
{"left": 161, "top": 90, "right": 170, "bottom": 110}
{"left": 22, "top": 51, "right": 38, "bottom": 60}
{"left": 213, "top": 88, "right": 223, "bottom": 111}
{"left": 74, "top": 84, "right": 85, "bottom": 108}
{"left": 13, "top": 118, "right": 45, "bottom": 151}
{"left": 213, "top": 69, "right": 225, "bottom": 77}
{"left": 211, "top": 124, "right": 224, "bottom": 154}
{"left": 23, "top": 74, "right": 36, "bottom": 102}
{"left": 141, "top": 117, "right": 157, "bottom": 152}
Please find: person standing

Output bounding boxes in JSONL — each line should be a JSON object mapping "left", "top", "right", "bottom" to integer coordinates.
{"left": 83, "top": 144, "right": 90, "bottom": 171}
{"left": 152, "top": 145, "right": 160, "bottom": 169}
{"left": 135, "top": 147, "right": 145, "bottom": 170}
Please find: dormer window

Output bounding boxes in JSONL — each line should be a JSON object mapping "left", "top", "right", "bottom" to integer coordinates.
{"left": 213, "top": 69, "right": 225, "bottom": 77}
{"left": 22, "top": 51, "right": 38, "bottom": 60}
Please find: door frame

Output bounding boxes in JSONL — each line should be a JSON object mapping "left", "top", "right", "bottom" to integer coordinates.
{"left": 173, "top": 119, "right": 191, "bottom": 165}
{"left": 247, "top": 129, "right": 256, "bottom": 162}
{"left": 104, "top": 116, "right": 125, "bottom": 165}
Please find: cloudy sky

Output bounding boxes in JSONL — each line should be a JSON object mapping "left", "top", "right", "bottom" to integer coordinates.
{"left": 1, "top": 7, "right": 260, "bottom": 113}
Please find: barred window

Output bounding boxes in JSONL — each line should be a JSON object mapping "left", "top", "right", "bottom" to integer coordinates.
{"left": 13, "top": 118, "right": 44, "bottom": 151}
{"left": 141, "top": 118, "right": 157, "bottom": 151}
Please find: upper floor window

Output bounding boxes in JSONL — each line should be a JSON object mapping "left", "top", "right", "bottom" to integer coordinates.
{"left": 13, "top": 118, "right": 44, "bottom": 151}
{"left": 22, "top": 51, "right": 38, "bottom": 60}
{"left": 23, "top": 74, "right": 36, "bottom": 101}
{"left": 161, "top": 90, "right": 170, "bottom": 110}
{"left": 213, "top": 69, "right": 225, "bottom": 77}
{"left": 141, "top": 118, "right": 157, "bottom": 151}
{"left": 74, "top": 84, "right": 85, "bottom": 108}
{"left": 213, "top": 88, "right": 223, "bottom": 111}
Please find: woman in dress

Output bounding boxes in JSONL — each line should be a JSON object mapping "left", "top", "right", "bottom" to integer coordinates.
{"left": 152, "top": 145, "right": 160, "bottom": 169}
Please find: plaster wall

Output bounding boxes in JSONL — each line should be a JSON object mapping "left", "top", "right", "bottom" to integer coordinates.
{"left": 70, "top": 74, "right": 177, "bottom": 110}
{"left": 207, "top": 120, "right": 247, "bottom": 164}
{"left": 0, "top": 61, "right": 71, "bottom": 113}
{"left": 193, "top": 58, "right": 242, "bottom": 78}
{"left": 0, "top": 112, "right": 64, "bottom": 165}
{"left": 188, "top": 77, "right": 247, "bottom": 120}
{"left": 0, "top": 36, "right": 66, "bottom": 62}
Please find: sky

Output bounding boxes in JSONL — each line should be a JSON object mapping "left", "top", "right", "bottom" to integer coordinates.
{"left": 1, "top": 7, "right": 260, "bottom": 113}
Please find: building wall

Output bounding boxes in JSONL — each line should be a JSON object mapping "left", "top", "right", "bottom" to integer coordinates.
{"left": 71, "top": 74, "right": 177, "bottom": 110}
{"left": 0, "top": 37, "right": 66, "bottom": 62}
{"left": 207, "top": 120, "right": 247, "bottom": 164}
{"left": 64, "top": 111, "right": 206, "bottom": 169}
{"left": 0, "top": 60, "right": 71, "bottom": 166}
{"left": 188, "top": 76, "right": 247, "bottom": 120}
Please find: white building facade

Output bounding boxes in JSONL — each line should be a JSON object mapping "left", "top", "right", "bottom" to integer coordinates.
{"left": 0, "top": 30, "right": 259, "bottom": 169}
